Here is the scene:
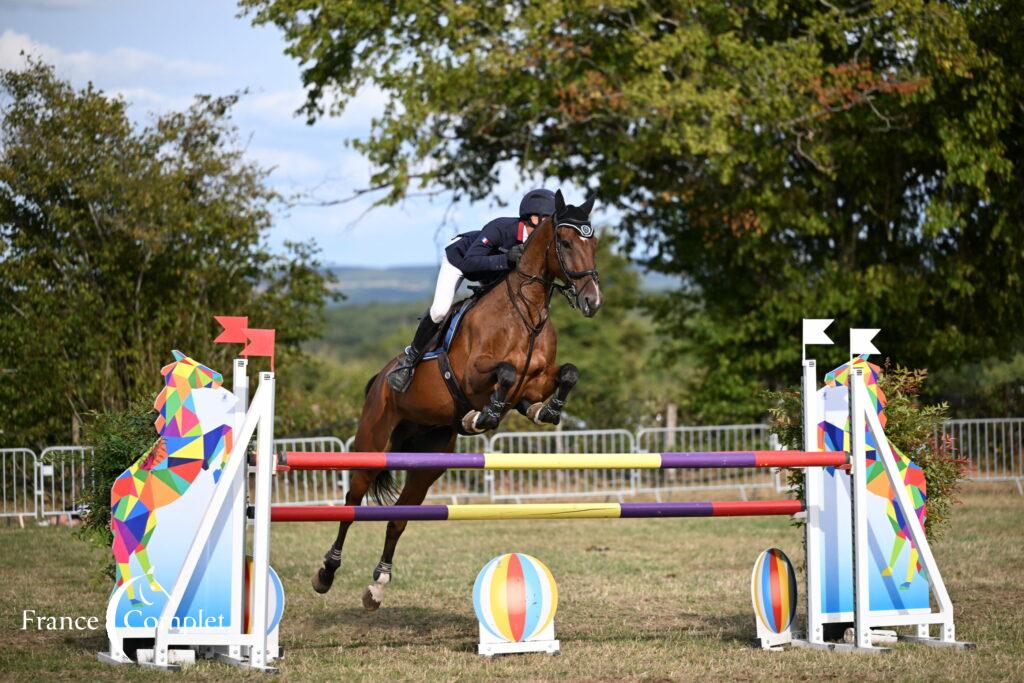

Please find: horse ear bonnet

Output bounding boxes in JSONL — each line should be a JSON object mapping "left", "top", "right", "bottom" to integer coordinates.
{"left": 555, "top": 194, "right": 596, "bottom": 238}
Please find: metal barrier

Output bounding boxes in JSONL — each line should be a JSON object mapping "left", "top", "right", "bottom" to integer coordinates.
{"left": 487, "top": 429, "right": 638, "bottom": 502}
{"left": 38, "top": 446, "right": 93, "bottom": 521}
{"left": 272, "top": 437, "right": 350, "bottom": 506}
{"left": 0, "top": 448, "right": 38, "bottom": 520}
{"left": 942, "top": 418, "right": 1024, "bottom": 493}
{"left": 635, "top": 425, "right": 781, "bottom": 500}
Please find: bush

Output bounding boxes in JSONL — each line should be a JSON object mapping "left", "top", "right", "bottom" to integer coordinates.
{"left": 78, "top": 399, "right": 156, "bottom": 579}
{"left": 766, "top": 361, "right": 969, "bottom": 538}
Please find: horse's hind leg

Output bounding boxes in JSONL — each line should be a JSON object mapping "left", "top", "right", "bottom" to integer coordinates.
{"left": 363, "top": 427, "right": 452, "bottom": 611}
{"left": 314, "top": 375, "right": 397, "bottom": 594}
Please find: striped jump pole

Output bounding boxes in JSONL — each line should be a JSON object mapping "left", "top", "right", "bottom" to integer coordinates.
{"left": 276, "top": 450, "right": 848, "bottom": 471}
{"left": 259, "top": 500, "right": 805, "bottom": 522}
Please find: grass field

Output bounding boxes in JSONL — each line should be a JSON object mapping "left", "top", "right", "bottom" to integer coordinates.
{"left": 1, "top": 487, "right": 1021, "bottom": 681}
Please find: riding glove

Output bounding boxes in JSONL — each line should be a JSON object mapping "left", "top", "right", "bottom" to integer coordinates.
{"left": 506, "top": 244, "right": 525, "bottom": 268}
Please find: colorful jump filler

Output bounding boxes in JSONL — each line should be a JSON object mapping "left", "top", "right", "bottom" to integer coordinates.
{"left": 822, "top": 357, "right": 927, "bottom": 590}
{"left": 110, "top": 353, "right": 231, "bottom": 607}
{"left": 751, "top": 548, "right": 798, "bottom": 650}
{"left": 807, "top": 352, "right": 933, "bottom": 646}
{"left": 100, "top": 319, "right": 285, "bottom": 671}
{"left": 473, "top": 553, "right": 560, "bottom": 656}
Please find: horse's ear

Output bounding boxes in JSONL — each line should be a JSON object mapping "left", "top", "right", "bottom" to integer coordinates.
{"left": 580, "top": 196, "right": 595, "bottom": 216}
{"left": 554, "top": 189, "right": 566, "bottom": 216}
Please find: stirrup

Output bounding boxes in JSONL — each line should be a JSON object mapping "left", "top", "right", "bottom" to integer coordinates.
{"left": 387, "top": 364, "right": 415, "bottom": 392}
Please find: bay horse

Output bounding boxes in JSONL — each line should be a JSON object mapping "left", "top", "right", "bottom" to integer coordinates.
{"left": 312, "top": 190, "right": 603, "bottom": 610}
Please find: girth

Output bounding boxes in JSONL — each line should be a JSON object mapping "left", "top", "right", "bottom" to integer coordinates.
{"left": 435, "top": 351, "right": 476, "bottom": 436}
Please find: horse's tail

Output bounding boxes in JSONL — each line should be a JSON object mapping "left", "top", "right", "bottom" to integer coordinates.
{"left": 369, "top": 471, "right": 400, "bottom": 505}
{"left": 363, "top": 371, "right": 399, "bottom": 504}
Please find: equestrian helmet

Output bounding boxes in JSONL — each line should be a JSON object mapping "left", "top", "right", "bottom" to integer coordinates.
{"left": 519, "top": 188, "right": 556, "bottom": 218}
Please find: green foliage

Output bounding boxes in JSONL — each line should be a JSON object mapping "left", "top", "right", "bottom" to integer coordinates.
{"left": 929, "top": 352, "right": 1024, "bottom": 418}
{"left": 75, "top": 399, "right": 156, "bottom": 572}
{"left": 0, "top": 61, "right": 333, "bottom": 447}
{"left": 242, "top": 0, "right": 1024, "bottom": 419}
{"left": 767, "top": 361, "right": 970, "bottom": 538}
{"left": 276, "top": 352, "right": 379, "bottom": 437}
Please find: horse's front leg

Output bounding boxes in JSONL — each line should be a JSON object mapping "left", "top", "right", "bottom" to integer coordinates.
{"left": 516, "top": 363, "right": 579, "bottom": 425}
{"left": 462, "top": 361, "right": 516, "bottom": 433}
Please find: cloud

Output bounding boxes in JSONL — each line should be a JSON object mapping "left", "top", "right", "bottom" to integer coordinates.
{"left": 0, "top": 29, "right": 224, "bottom": 85}
{"left": 235, "top": 83, "right": 387, "bottom": 134}
{"left": 107, "top": 86, "right": 195, "bottom": 113}
{"left": 247, "top": 146, "right": 328, "bottom": 181}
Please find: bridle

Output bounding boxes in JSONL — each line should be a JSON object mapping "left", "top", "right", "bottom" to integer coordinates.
{"left": 504, "top": 218, "right": 600, "bottom": 333}
{"left": 551, "top": 221, "right": 600, "bottom": 310}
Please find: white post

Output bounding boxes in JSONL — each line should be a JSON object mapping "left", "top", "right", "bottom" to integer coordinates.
{"left": 850, "top": 368, "right": 873, "bottom": 649}
{"left": 226, "top": 359, "right": 249, "bottom": 662}
{"left": 248, "top": 372, "right": 276, "bottom": 669}
{"left": 802, "top": 359, "right": 825, "bottom": 645}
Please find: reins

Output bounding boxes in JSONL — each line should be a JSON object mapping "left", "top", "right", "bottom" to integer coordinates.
{"left": 501, "top": 220, "right": 598, "bottom": 404}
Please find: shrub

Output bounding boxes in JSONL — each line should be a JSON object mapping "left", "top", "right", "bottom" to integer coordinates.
{"left": 766, "top": 361, "right": 969, "bottom": 538}
{"left": 78, "top": 399, "right": 156, "bottom": 579}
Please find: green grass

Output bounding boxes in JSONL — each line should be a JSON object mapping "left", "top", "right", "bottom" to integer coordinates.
{"left": 0, "top": 487, "right": 1021, "bottom": 681}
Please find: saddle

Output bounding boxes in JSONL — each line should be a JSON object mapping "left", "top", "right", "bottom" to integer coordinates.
{"left": 420, "top": 277, "right": 505, "bottom": 434}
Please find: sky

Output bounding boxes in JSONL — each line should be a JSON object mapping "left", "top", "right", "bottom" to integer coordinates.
{"left": 0, "top": 0, "right": 599, "bottom": 267}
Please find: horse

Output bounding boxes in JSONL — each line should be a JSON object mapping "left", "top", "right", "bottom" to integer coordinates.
{"left": 312, "top": 190, "right": 603, "bottom": 610}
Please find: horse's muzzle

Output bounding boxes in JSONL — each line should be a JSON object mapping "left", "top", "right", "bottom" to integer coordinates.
{"left": 578, "top": 281, "right": 602, "bottom": 318}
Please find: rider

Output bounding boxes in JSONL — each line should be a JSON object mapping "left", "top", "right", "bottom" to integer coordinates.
{"left": 387, "top": 188, "right": 557, "bottom": 392}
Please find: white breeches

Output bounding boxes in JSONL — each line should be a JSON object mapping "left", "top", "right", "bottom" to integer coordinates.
{"left": 429, "top": 254, "right": 463, "bottom": 323}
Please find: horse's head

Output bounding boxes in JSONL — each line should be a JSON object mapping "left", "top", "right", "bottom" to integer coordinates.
{"left": 545, "top": 190, "right": 602, "bottom": 317}
{"left": 154, "top": 351, "right": 231, "bottom": 437}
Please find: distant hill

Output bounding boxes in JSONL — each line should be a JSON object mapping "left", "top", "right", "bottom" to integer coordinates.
{"left": 327, "top": 265, "right": 437, "bottom": 305}
{"left": 327, "top": 264, "right": 680, "bottom": 305}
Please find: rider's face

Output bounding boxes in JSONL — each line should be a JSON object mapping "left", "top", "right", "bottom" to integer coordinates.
{"left": 530, "top": 214, "right": 541, "bottom": 226}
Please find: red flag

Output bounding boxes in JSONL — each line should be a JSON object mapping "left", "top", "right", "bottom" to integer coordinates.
{"left": 214, "top": 316, "right": 249, "bottom": 344}
{"left": 242, "top": 328, "right": 276, "bottom": 371}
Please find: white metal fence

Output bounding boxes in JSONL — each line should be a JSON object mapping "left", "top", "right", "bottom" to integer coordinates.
{"left": 941, "top": 418, "right": 1024, "bottom": 494}
{"left": 38, "top": 446, "right": 93, "bottom": 520}
{"left": 0, "top": 448, "right": 37, "bottom": 519}
{"left": 271, "top": 437, "right": 349, "bottom": 506}
{"left": 5, "top": 417, "right": 1021, "bottom": 522}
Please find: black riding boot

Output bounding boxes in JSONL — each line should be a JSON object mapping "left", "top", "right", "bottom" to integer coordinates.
{"left": 387, "top": 313, "right": 442, "bottom": 392}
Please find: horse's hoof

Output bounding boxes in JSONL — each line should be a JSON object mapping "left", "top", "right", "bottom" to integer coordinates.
{"left": 362, "top": 584, "right": 383, "bottom": 611}
{"left": 461, "top": 411, "right": 484, "bottom": 434}
{"left": 526, "top": 402, "right": 545, "bottom": 424}
{"left": 312, "top": 567, "right": 335, "bottom": 594}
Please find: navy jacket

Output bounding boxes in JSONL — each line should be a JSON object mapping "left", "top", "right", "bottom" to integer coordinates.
{"left": 445, "top": 216, "right": 526, "bottom": 283}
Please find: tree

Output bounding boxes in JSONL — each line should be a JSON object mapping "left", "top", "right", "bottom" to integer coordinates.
{"left": 242, "top": 0, "right": 1024, "bottom": 420}
{"left": 0, "top": 62, "right": 333, "bottom": 447}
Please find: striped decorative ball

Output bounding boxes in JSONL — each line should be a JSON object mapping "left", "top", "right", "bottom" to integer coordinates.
{"left": 473, "top": 553, "right": 558, "bottom": 643}
{"left": 751, "top": 548, "right": 797, "bottom": 634}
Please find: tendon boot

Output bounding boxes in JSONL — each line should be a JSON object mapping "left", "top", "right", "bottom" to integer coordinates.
{"left": 387, "top": 314, "right": 442, "bottom": 392}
